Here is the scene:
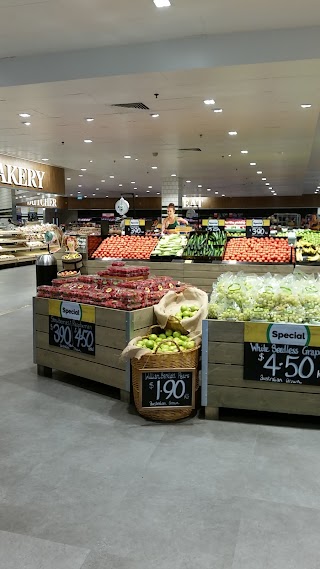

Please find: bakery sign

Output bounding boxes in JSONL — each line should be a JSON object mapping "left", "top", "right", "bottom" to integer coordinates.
{"left": 0, "top": 161, "right": 45, "bottom": 189}
{"left": 26, "top": 197, "right": 57, "bottom": 208}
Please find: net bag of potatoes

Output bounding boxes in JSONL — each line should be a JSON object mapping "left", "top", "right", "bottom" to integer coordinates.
{"left": 122, "top": 325, "right": 200, "bottom": 422}
{"left": 154, "top": 286, "right": 208, "bottom": 335}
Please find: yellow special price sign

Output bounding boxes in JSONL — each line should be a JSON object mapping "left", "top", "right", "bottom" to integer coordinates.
{"left": 244, "top": 322, "right": 320, "bottom": 385}
{"left": 202, "top": 219, "right": 225, "bottom": 228}
{"left": 49, "top": 299, "right": 95, "bottom": 323}
{"left": 246, "top": 219, "right": 270, "bottom": 238}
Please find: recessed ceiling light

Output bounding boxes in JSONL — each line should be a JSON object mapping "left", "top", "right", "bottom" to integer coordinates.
{"left": 77, "top": 191, "right": 81, "bottom": 193}
{"left": 317, "top": 186, "right": 320, "bottom": 189}
{"left": 215, "top": 191, "right": 219, "bottom": 194}
{"left": 204, "top": 99, "right": 215, "bottom": 105}
{"left": 135, "top": 194, "right": 138, "bottom": 197}
{"left": 84, "top": 139, "right": 92, "bottom": 143}
{"left": 84, "top": 195, "right": 88, "bottom": 198}
{"left": 151, "top": 113, "right": 159, "bottom": 118}
{"left": 241, "top": 150, "right": 248, "bottom": 154}
{"left": 146, "top": 190, "right": 150, "bottom": 193}
{"left": 85, "top": 117, "right": 94, "bottom": 122}
{"left": 134, "top": 187, "right": 137, "bottom": 190}
{"left": 153, "top": 0, "right": 171, "bottom": 6}
{"left": 80, "top": 168, "right": 87, "bottom": 171}
{"left": 96, "top": 188, "right": 99, "bottom": 191}
{"left": 106, "top": 195, "right": 109, "bottom": 197}
{"left": 151, "top": 166, "right": 158, "bottom": 170}
{"left": 250, "top": 162, "right": 256, "bottom": 166}
{"left": 131, "top": 181, "right": 135, "bottom": 184}
{"left": 171, "top": 174, "right": 176, "bottom": 177}
{"left": 119, "top": 184, "right": 123, "bottom": 187}
{"left": 70, "top": 194, "right": 73, "bottom": 196}
{"left": 135, "top": 158, "right": 139, "bottom": 161}
{"left": 92, "top": 194, "right": 96, "bottom": 196}
{"left": 101, "top": 179, "right": 105, "bottom": 182}
{"left": 19, "top": 113, "right": 30, "bottom": 118}
{"left": 273, "top": 193, "right": 277, "bottom": 195}
{"left": 42, "top": 158, "right": 49, "bottom": 161}
{"left": 228, "top": 154, "right": 232, "bottom": 157}
{"left": 186, "top": 180, "right": 191, "bottom": 183}
{"left": 257, "top": 171, "right": 262, "bottom": 174}
{"left": 148, "top": 185, "right": 152, "bottom": 189}
{"left": 269, "top": 187, "right": 273, "bottom": 190}
{"left": 79, "top": 175, "right": 83, "bottom": 177}
{"left": 110, "top": 175, "right": 114, "bottom": 179}
{"left": 67, "top": 177, "right": 71, "bottom": 181}
{"left": 213, "top": 108, "right": 223, "bottom": 113}
{"left": 89, "top": 160, "right": 93, "bottom": 163}
{"left": 23, "top": 122, "right": 31, "bottom": 126}
{"left": 78, "top": 185, "right": 82, "bottom": 187}
{"left": 124, "top": 155, "right": 131, "bottom": 159}
{"left": 262, "top": 177, "right": 267, "bottom": 181}
{"left": 301, "top": 104, "right": 312, "bottom": 109}
{"left": 228, "top": 131, "right": 237, "bottom": 136}
{"left": 207, "top": 188, "right": 211, "bottom": 191}
{"left": 198, "top": 185, "right": 202, "bottom": 188}
{"left": 265, "top": 183, "right": 270, "bottom": 185}
{"left": 222, "top": 194, "right": 225, "bottom": 197}
{"left": 183, "top": 194, "right": 187, "bottom": 197}
{"left": 156, "top": 192, "right": 160, "bottom": 195}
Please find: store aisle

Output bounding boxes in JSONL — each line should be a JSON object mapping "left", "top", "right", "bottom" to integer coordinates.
{"left": 1, "top": 266, "right": 320, "bottom": 568}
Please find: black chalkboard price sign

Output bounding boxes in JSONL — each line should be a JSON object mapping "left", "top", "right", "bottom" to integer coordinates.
{"left": 141, "top": 369, "right": 195, "bottom": 409}
{"left": 124, "top": 219, "right": 146, "bottom": 236}
{"left": 49, "top": 316, "right": 95, "bottom": 355}
{"left": 246, "top": 219, "right": 270, "bottom": 238}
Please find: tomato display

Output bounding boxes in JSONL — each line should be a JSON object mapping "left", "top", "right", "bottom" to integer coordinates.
{"left": 223, "top": 237, "right": 292, "bottom": 263}
{"left": 92, "top": 235, "right": 158, "bottom": 259}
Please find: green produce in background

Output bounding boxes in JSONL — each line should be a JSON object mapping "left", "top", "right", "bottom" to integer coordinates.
{"left": 183, "top": 231, "right": 226, "bottom": 258}
{"left": 152, "top": 233, "right": 188, "bottom": 257}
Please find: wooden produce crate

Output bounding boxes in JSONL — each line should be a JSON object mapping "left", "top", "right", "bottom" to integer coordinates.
{"left": 33, "top": 297, "right": 155, "bottom": 400}
{"left": 202, "top": 319, "right": 320, "bottom": 420}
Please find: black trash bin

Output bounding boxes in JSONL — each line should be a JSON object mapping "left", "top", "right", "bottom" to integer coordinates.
{"left": 36, "top": 254, "right": 58, "bottom": 287}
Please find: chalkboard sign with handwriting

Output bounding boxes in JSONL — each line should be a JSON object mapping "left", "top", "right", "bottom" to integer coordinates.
{"left": 141, "top": 369, "right": 195, "bottom": 409}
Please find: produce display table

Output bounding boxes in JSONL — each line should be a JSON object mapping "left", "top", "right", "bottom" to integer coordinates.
{"left": 33, "top": 297, "right": 154, "bottom": 398}
{"left": 202, "top": 320, "right": 320, "bottom": 419}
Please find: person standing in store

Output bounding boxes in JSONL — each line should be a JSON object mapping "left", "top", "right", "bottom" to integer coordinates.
{"left": 162, "top": 203, "right": 188, "bottom": 233}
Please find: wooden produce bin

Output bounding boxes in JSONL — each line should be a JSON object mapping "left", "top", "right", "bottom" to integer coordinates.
{"left": 33, "top": 297, "right": 154, "bottom": 399}
{"left": 202, "top": 320, "right": 320, "bottom": 420}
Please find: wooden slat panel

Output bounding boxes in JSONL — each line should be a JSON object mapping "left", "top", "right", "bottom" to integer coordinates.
{"left": 96, "top": 306, "right": 126, "bottom": 330}
{"left": 207, "top": 385, "right": 320, "bottom": 416}
{"left": 131, "top": 307, "right": 155, "bottom": 331}
{"left": 34, "top": 297, "right": 49, "bottom": 315}
{"left": 208, "top": 342, "right": 243, "bottom": 364}
{"left": 95, "top": 327, "right": 126, "bottom": 350}
{"left": 35, "top": 313, "right": 48, "bottom": 333}
{"left": 208, "top": 364, "right": 320, "bottom": 393}
{"left": 207, "top": 320, "right": 244, "bottom": 342}
{"left": 36, "top": 348, "right": 125, "bottom": 390}
{"left": 36, "top": 331, "right": 125, "bottom": 370}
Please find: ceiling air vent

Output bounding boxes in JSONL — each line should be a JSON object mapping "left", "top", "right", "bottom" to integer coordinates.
{"left": 111, "top": 102, "right": 150, "bottom": 110}
{"left": 178, "top": 148, "right": 202, "bottom": 152}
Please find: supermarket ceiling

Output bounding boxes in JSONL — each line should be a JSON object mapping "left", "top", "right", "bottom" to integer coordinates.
{"left": 0, "top": 0, "right": 320, "bottom": 200}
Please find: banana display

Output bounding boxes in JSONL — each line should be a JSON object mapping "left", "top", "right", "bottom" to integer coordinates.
{"left": 296, "top": 231, "right": 320, "bottom": 263}
{"left": 183, "top": 231, "right": 226, "bottom": 258}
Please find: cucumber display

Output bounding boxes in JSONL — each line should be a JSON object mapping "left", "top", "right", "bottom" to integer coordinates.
{"left": 183, "top": 231, "right": 226, "bottom": 258}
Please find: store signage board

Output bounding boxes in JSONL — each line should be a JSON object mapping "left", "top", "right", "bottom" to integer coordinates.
{"left": 48, "top": 300, "right": 95, "bottom": 355}
{"left": 202, "top": 219, "right": 225, "bottom": 232}
{"left": 140, "top": 368, "right": 195, "bottom": 409}
{"left": 124, "top": 219, "right": 146, "bottom": 236}
{"left": 27, "top": 197, "right": 57, "bottom": 208}
{"left": 182, "top": 197, "right": 202, "bottom": 209}
{"left": 244, "top": 322, "right": 320, "bottom": 385}
{"left": 0, "top": 162, "right": 45, "bottom": 189}
{"left": 246, "top": 219, "right": 270, "bottom": 238}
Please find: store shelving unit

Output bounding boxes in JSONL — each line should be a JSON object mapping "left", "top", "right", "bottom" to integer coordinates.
{"left": 0, "top": 229, "right": 48, "bottom": 268}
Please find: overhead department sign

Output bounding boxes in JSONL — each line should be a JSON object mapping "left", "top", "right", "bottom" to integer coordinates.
{"left": 0, "top": 162, "right": 45, "bottom": 189}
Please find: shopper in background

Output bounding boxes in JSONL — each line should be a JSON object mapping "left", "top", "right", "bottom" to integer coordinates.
{"left": 162, "top": 203, "right": 188, "bottom": 233}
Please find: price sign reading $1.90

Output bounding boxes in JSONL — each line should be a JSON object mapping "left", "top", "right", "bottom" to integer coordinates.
{"left": 141, "top": 369, "right": 195, "bottom": 409}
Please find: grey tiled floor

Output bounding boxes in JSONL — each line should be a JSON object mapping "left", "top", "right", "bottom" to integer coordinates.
{"left": 1, "top": 265, "right": 320, "bottom": 568}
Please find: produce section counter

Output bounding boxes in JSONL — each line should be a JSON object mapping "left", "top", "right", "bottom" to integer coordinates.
{"left": 33, "top": 297, "right": 154, "bottom": 398}
{"left": 202, "top": 320, "right": 320, "bottom": 419}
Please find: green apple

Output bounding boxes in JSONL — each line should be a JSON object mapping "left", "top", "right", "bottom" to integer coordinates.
{"left": 159, "top": 333, "right": 166, "bottom": 340}
{"left": 173, "top": 331, "right": 181, "bottom": 339}
{"left": 190, "top": 305, "right": 199, "bottom": 312}
{"left": 165, "top": 329, "right": 173, "bottom": 337}
{"left": 181, "top": 305, "right": 189, "bottom": 312}
{"left": 149, "top": 334, "right": 158, "bottom": 341}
